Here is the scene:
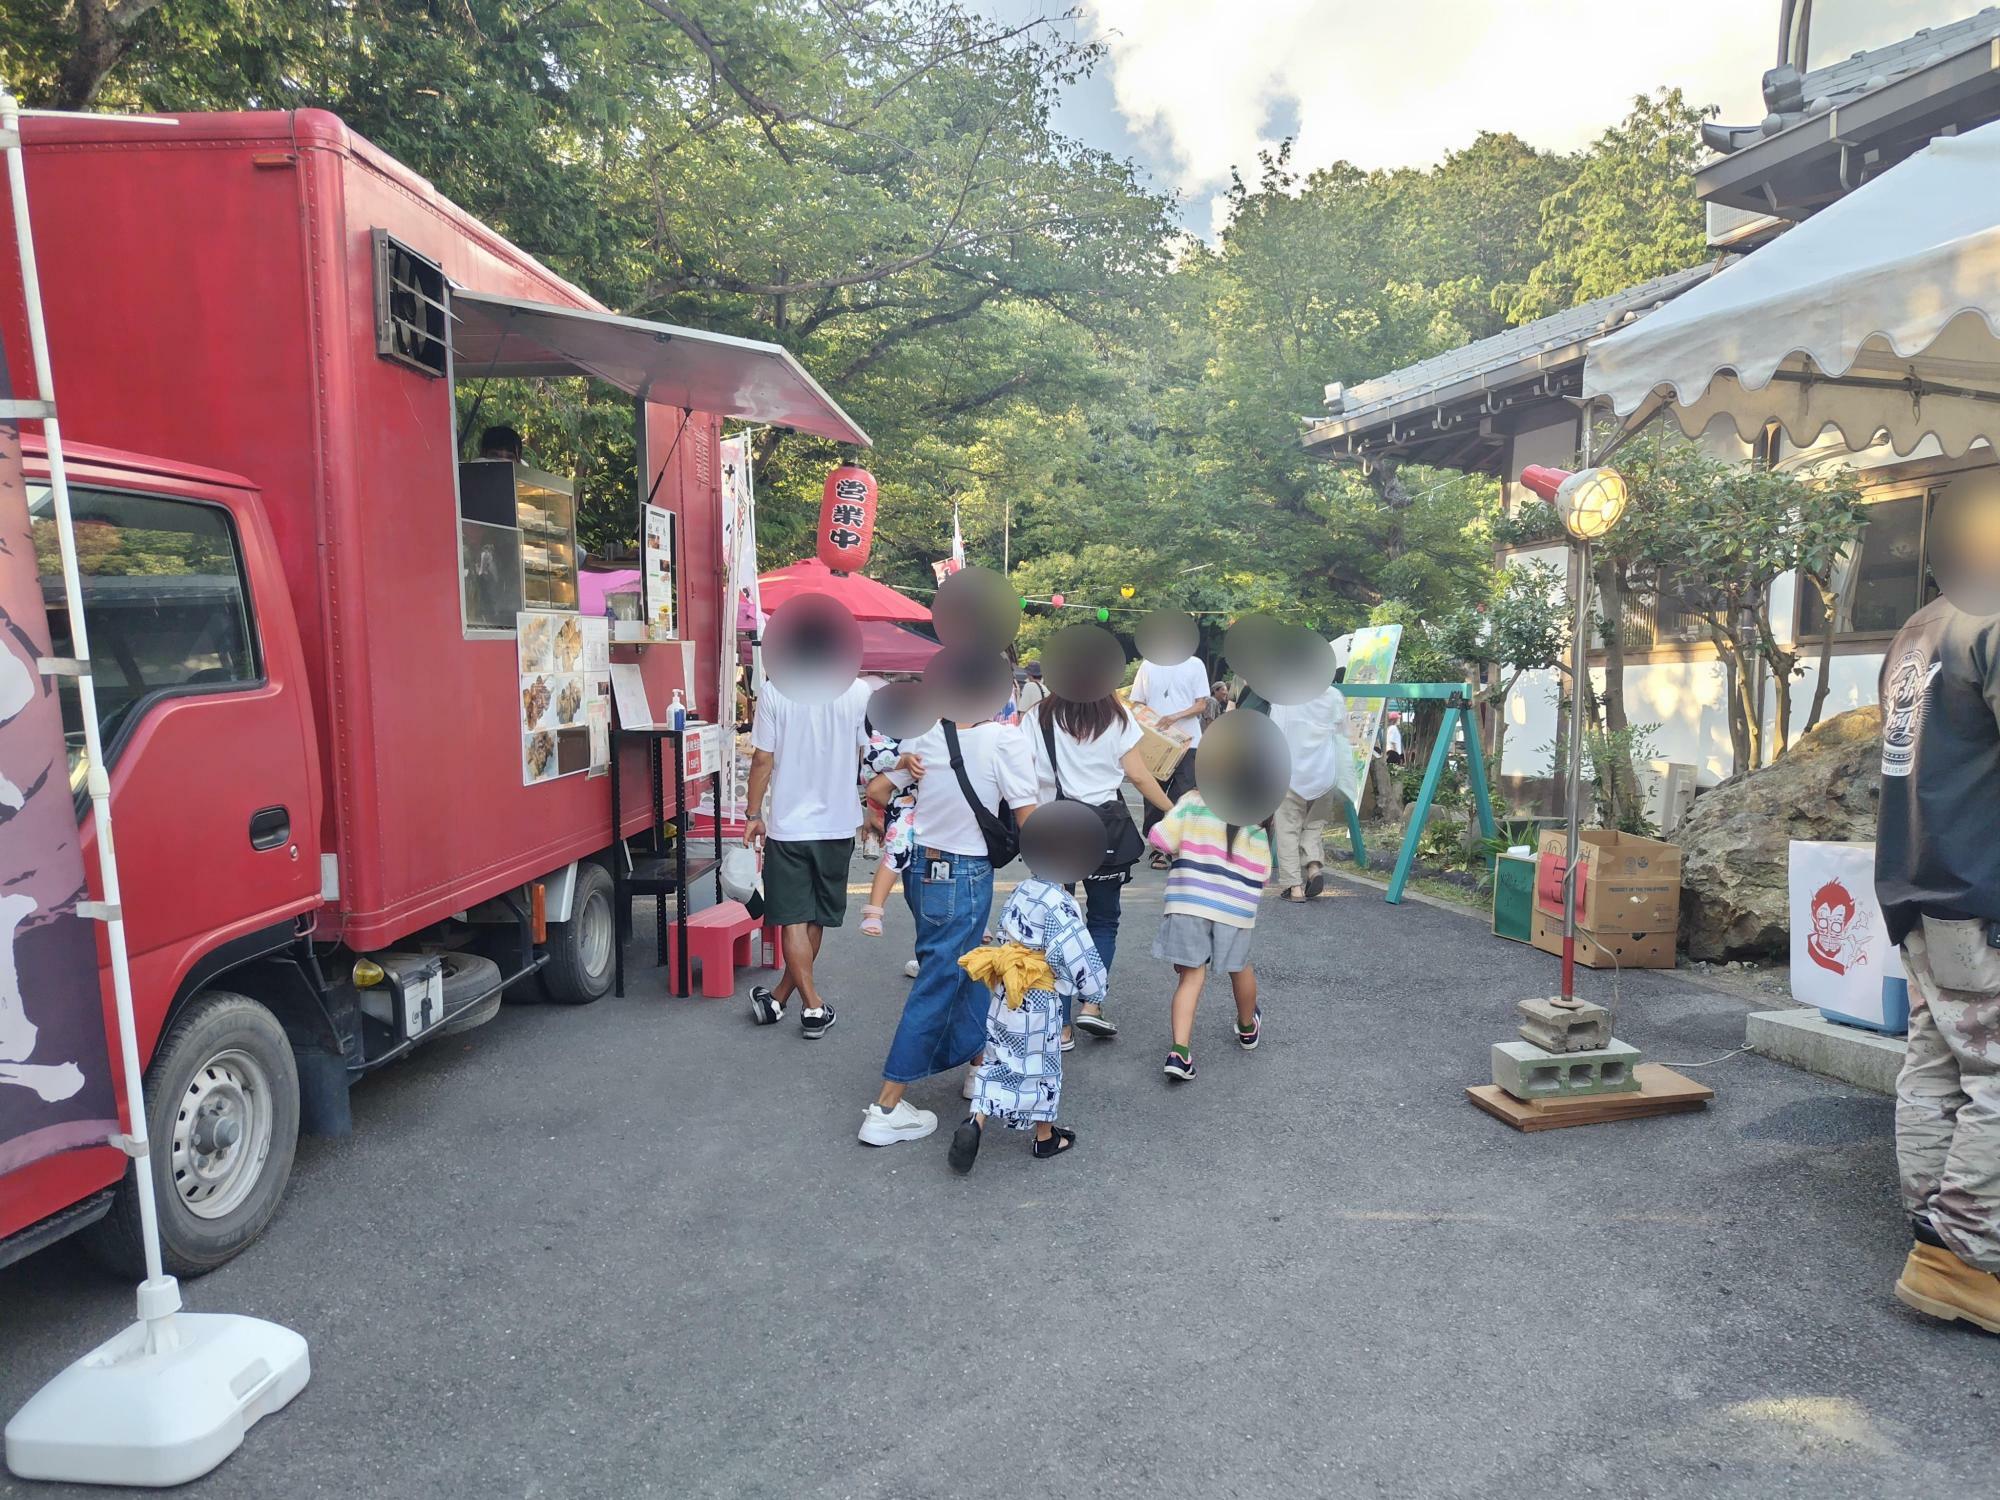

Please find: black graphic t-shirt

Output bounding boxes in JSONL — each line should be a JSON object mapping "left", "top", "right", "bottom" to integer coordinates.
{"left": 1874, "top": 599, "right": 2000, "bottom": 944}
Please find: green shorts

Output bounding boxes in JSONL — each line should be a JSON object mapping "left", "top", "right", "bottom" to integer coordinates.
{"left": 764, "top": 837, "right": 855, "bottom": 928}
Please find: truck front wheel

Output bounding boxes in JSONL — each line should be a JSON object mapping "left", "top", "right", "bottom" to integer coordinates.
{"left": 540, "top": 861, "right": 616, "bottom": 1005}
{"left": 84, "top": 990, "right": 301, "bottom": 1278}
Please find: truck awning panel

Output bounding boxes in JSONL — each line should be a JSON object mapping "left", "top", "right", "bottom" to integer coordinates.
{"left": 452, "top": 291, "right": 870, "bottom": 447}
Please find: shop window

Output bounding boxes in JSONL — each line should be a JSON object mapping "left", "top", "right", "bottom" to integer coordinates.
{"left": 373, "top": 230, "right": 448, "bottom": 377}
{"left": 30, "top": 486, "right": 260, "bottom": 777}
{"left": 1800, "top": 493, "right": 1927, "bottom": 638}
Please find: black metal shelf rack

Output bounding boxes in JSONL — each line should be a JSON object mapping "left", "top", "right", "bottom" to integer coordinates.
{"left": 609, "top": 724, "right": 724, "bottom": 998}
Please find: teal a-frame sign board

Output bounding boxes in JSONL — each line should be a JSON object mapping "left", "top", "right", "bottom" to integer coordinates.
{"left": 1336, "top": 683, "right": 1496, "bottom": 904}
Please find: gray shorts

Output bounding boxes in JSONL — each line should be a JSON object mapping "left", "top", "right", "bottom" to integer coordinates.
{"left": 1152, "top": 913, "right": 1255, "bottom": 973}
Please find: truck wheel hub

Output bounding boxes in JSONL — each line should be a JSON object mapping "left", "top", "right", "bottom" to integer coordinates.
{"left": 170, "top": 1048, "right": 273, "bottom": 1220}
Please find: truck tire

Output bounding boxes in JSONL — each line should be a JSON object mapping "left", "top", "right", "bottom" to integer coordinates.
{"left": 540, "top": 861, "right": 616, "bottom": 1005}
{"left": 83, "top": 990, "right": 300, "bottom": 1279}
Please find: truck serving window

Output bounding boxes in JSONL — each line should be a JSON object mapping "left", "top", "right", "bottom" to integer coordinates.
{"left": 30, "top": 486, "right": 260, "bottom": 779}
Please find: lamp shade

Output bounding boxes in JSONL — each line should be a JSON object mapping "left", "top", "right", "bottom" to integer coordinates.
{"left": 1553, "top": 467, "right": 1629, "bottom": 541}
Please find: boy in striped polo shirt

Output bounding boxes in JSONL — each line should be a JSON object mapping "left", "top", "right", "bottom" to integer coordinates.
{"left": 1146, "top": 789, "right": 1272, "bottom": 1081}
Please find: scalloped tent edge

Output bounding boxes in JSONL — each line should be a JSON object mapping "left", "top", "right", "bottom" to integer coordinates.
{"left": 1584, "top": 118, "right": 2000, "bottom": 459}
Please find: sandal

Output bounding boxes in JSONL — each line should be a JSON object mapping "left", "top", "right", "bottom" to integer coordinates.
{"left": 1304, "top": 863, "right": 1325, "bottom": 899}
{"left": 1150, "top": 852, "right": 1171, "bottom": 871}
{"left": 1031, "top": 1126, "right": 1077, "bottom": 1160}
{"left": 1284, "top": 887, "right": 1306, "bottom": 903}
{"left": 859, "top": 904, "right": 885, "bottom": 937}
{"left": 1073, "top": 1009, "right": 1118, "bottom": 1039}
{"left": 949, "top": 1117, "right": 983, "bottom": 1175}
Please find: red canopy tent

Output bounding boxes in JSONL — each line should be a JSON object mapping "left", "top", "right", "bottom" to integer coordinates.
{"left": 859, "top": 618, "right": 940, "bottom": 674}
{"left": 758, "top": 557, "right": 930, "bottom": 623}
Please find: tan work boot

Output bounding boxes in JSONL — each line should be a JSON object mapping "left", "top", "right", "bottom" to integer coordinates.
{"left": 1894, "top": 1241, "right": 2000, "bottom": 1334}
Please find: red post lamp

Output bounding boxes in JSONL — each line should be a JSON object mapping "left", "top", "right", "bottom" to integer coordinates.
{"left": 1521, "top": 462, "right": 1629, "bottom": 1002}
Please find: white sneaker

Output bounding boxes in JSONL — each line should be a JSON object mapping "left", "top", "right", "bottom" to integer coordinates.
{"left": 858, "top": 1100, "right": 938, "bottom": 1146}
{"left": 903, "top": 958, "right": 920, "bottom": 979}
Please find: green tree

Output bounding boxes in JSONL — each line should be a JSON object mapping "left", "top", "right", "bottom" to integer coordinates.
{"left": 1434, "top": 558, "right": 1568, "bottom": 778}
{"left": 1506, "top": 89, "right": 1712, "bottom": 323}
{"left": 1617, "top": 445, "right": 1867, "bottom": 771}
{"left": 13, "top": 0, "right": 1174, "bottom": 571}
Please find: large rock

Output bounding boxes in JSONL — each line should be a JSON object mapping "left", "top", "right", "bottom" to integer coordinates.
{"left": 1675, "top": 707, "right": 1883, "bottom": 962}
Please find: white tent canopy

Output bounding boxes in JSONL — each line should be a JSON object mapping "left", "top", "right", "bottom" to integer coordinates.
{"left": 1585, "top": 119, "right": 2000, "bottom": 459}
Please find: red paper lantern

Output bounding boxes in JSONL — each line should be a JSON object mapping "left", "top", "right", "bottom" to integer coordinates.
{"left": 816, "top": 465, "right": 878, "bottom": 572}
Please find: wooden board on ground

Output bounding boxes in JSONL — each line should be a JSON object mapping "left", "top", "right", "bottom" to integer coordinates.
{"left": 1466, "top": 1063, "right": 1714, "bottom": 1133}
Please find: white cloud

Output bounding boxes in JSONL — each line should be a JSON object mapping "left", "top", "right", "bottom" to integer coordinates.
{"left": 1082, "top": 0, "right": 1773, "bottom": 232}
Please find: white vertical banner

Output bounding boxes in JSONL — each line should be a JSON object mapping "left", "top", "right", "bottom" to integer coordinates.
{"left": 718, "top": 437, "right": 759, "bottom": 822}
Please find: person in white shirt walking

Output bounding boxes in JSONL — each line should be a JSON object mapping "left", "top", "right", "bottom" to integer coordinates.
{"left": 1027, "top": 690, "right": 1173, "bottom": 1040}
{"left": 744, "top": 677, "right": 872, "bottom": 1037}
{"left": 1269, "top": 684, "right": 1360, "bottom": 902}
{"left": 859, "top": 714, "right": 1039, "bottom": 1146}
{"left": 1129, "top": 650, "right": 1210, "bottom": 861}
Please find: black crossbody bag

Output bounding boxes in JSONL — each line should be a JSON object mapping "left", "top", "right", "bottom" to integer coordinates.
{"left": 1039, "top": 707, "right": 1146, "bottom": 876}
{"left": 942, "top": 721, "right": 1019, "bottom": 867}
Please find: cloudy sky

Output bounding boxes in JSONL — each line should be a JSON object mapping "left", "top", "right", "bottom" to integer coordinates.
{"left": 980, "top": 0, "right": 1963, "bottom": 235}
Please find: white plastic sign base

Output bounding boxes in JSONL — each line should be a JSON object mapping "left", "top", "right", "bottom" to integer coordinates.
{"left": 5, "top": 1312, "right": 310, "bottom": 1487}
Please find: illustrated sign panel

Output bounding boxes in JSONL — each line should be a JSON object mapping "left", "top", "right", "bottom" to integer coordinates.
{"left": 0, "top": 378, "right": 120, "bottom": 1173}
{"left": 1342, "top": 623, "right": 1403, "bottom": 786}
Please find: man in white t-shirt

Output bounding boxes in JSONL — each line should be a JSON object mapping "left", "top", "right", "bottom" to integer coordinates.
{"left": 856, "top": 717, "right": 1039, "bottom": 1146}
{"left": 744, "top": 677, "right": 872, "bottom": 1037}
{"left": 1130, "top": 652, "right": 1210, "bottom": 839}
{"left": 1269, "top": 686, "right": 1357, "bottom": 901}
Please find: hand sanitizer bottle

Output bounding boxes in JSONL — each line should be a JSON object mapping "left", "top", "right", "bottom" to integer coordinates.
{"left": 669, "top": 688, "right": 687, "bottom": 733}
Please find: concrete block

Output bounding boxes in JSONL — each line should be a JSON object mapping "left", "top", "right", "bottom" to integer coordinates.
{"left": 1492, "top": 1039, "right": 1643, "bottom": 1101}
{"left": 1746, "top": 1008, "right": 1904, "bottom": 1096}
{"left": 1516, "top": 995, "right": 1611, "bottom": 1053}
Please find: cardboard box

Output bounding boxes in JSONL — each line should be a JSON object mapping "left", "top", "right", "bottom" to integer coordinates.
{"left": 1531, "top": 828, "right": 1682, "bottom": 969}
{"left": 1530, "top": 907, "right": 1677, "bottom": 969}
{"left": 1119, "top": 693, "right": 1191, "bottom": 782}
{"left": 1535, "top": 829, "right": 1682, "bottom": 933}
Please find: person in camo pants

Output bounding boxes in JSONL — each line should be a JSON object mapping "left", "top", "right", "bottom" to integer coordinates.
{"left": 1874, "top": 594, "right": 2000, "bottom": 1335}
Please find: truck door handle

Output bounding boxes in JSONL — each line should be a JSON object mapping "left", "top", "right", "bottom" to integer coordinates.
{"left": 249, "top": 806, "right": 290, "bottom": 851}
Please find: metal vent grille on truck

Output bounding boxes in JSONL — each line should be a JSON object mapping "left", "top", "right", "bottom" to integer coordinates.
{"left": 372, "top": 229, "right": 448, "bottom": 376}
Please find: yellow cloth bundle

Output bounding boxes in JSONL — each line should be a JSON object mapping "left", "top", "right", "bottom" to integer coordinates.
{"left": 958, "top": 942, "right": 1055, "bottom": 1011}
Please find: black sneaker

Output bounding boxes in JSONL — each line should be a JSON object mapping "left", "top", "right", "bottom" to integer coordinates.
{"left": 948, "top": 1117, "right": 982, "bottom": 1175}
{"left": 800, "top": 1003, "right": 837, "bottom": 1039}
{"left": 750, "top": 987, "right": 783, "bottom": 1026}
{"left": 1163, "top": 1051, "right": 1196, "bottom": 1082}
{"left": 1236, "top": 1007, "right": 1262, "bottom": 1051}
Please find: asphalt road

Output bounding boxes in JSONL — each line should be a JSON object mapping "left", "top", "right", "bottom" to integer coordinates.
{"left": 2, "top": 858, "right": 1991, "bottom": 1499}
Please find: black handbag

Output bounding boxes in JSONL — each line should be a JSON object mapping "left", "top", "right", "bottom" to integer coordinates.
{"left": 942, "top": 721, "right": 1019, "bottom": 867}
{"left": 1039, "top": 708, "right": 1145, "bottom": 876}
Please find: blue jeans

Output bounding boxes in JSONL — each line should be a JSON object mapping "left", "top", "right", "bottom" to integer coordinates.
{"left": 1063, "top": 875, "right": 1124, "bottom": 1024}
{"left": 883, "top": 854, "right": 994, "bottom": 1084}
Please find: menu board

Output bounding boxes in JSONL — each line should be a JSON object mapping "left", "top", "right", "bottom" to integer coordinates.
{"left": 643, "top": 503, "right": 677, "bottom": 640}
{"left": 582, "top": 616, "right": 612, "bottom": 776}
{"left": 517, "top": 609, "right": 610, "bottom": 784}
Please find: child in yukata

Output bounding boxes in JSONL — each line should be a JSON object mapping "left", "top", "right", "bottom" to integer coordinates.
{"left": 950, "top": 809, "right": 1107, "bottom": 1172}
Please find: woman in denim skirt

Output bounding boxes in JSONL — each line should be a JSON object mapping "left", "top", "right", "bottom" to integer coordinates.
{"left": 859, "top": 714, "right": 1039, "bottom": 1147}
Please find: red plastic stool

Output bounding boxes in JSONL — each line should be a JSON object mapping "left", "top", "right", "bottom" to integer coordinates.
{"left": 666, "top": 901, "right": 761, "bottom": 998}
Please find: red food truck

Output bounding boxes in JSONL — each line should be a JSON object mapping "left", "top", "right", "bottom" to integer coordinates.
{"left": 0, "top": 109, "right": 866, "bottom": 1275}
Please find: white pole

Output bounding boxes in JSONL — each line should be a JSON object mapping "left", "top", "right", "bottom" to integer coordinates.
{"left": 1, "top": 83, "right": 180, "bottom": 1344}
